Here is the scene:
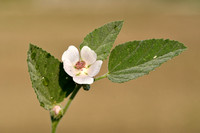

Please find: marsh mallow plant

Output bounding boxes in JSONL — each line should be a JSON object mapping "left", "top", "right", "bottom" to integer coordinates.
{"left": 27, "top": 21, "right": 187, "bottom": 133}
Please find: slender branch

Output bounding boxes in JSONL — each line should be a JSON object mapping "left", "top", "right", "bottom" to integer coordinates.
{"left": 51, "top": 84, "right": 82, "bottom": 133}
{"left": 51, "top": 120, "right": 59, "bottom": 133}
{"left": 94, "top": 73, "right": 108, "bottom": 82}
{"left": 63, "top": 84, "right": 81, "bottom": 115}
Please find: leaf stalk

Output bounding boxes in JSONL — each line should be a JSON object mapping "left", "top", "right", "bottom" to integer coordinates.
{"left": 94, "top": 73, "right": 108, "bottom": 81}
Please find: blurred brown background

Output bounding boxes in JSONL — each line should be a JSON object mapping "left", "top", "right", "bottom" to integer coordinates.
{"left": 0, "top": 0, "right": 200, "bottom": 133}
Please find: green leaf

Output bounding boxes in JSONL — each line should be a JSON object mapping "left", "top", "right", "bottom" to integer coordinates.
{"left": 27, "top": 44, "right": 75, "bottom": 110}
{"left": 108, "top": 39, "right": 187, "bottom": 83}
{"left": 80, "top": 21, "right": 123, "bottom": 60}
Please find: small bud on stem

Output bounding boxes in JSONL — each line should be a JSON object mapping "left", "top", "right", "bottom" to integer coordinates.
{"left": 52, "top": 105, "right": 62, "bottom": 115}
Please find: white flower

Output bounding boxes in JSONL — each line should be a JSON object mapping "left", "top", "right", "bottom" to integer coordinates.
{"left": 52, "top": 105, "right": 61, "bottom": 115}
{"left": 62, "top": 45, "right": 103, "bottom": 84}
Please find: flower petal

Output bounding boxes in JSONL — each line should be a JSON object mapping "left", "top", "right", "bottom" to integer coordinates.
{"left": 81, "top": 46, "right": 97, "bottom": 65}
{"left": 62, "top": 45, "right": 79, "bottom": 65}
{"left": 73, "top": 75, "right": 94, "bottom": 84}
{"left": 88, "top": 60, "right": 103, "bottom": 77}
{"left": 63, "top": 60, "right": 79, "bottom": 77}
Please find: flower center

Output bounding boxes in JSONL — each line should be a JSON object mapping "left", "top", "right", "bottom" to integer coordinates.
{"left": 75, "top": 61, "right": 86, "bottom": 70}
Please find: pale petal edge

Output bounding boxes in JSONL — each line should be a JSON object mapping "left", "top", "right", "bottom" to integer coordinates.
{"left": 73, "top": 76, "right": 94, "bottom": 84}
{"left": 81, "top": 46, "right": 97, "bottom": 65}
{"left": 88, "top": 60, "right": 103, "bottom": 77}
{"left": 62, "top": 45, "right": 79, "bottom": 65}
{"left": 63, "top": 60, "right": 76, "bottom": 77}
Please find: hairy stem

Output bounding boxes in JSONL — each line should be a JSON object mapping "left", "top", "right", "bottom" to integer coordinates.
{"left": 94, "top": 73, "right": 108, "bottom": 82}
{"left": 51, "top": 84, "right": 82, "bottom": 133}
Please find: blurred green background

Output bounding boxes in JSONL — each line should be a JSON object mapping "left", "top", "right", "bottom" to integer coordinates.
{"left": 0, "top": 0, "right": 200, "bottom": 133}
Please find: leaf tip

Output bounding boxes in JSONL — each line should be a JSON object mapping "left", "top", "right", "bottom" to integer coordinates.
{"left": 114, "top": 20, "right": 124, "bottom": 27}
{"left": 119, "top": 20, "right": 124, "bottom": 24}
{"left": 29, "top": 43, "right": 35, "bottom": 49}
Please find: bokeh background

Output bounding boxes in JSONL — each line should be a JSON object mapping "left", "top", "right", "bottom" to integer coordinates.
{"left": 0, "top": 0, "right": 200, "bottom": 133}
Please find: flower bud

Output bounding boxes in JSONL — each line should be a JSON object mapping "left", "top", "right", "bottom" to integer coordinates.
{"left": 50, "top": 105, "right": 63, "bottom": 119}
{"left": 83, "top": 84, "right": 90, "bottom": 91}
{"left": 52, "top": 105, "right": 62, "bottom": 115}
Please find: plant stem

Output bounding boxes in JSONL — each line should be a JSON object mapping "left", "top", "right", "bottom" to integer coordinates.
{"left": 51, "top": 84, "right": 82, "bottom": 133}
{"left": 94, "top": 73, "right": 108, "bottom": 82}
{"left": 51, "top": 120, "right": 59, "bottom": 133}
{"left": 63, "top": 84, "right": 81, "bottom": 115}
